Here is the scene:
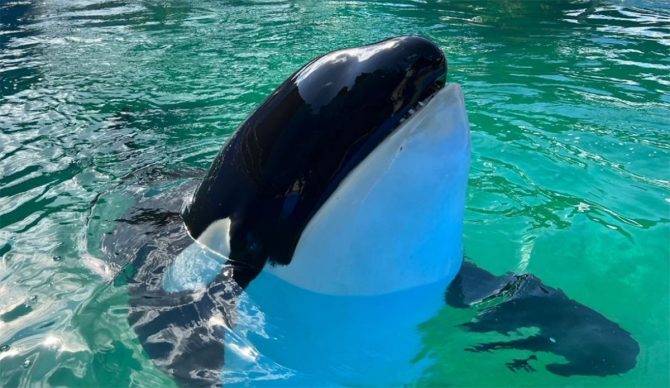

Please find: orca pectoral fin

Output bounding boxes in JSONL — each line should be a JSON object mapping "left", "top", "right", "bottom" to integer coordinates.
{"left": 446, "top": 261, "right": 640, "bottom": 377}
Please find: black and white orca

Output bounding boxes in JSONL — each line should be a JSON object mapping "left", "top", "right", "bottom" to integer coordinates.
{"left": 179, "top": 35, "right": 465, "bottom": 296}
{"left": 96, "top": 36, "right": 638, "bottom": 386}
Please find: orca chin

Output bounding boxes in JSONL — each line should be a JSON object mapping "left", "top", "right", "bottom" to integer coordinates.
{"left": 265, "top": 83, "right": 469, "bottom": 295}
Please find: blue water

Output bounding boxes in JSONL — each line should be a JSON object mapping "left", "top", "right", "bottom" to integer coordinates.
{"left": 1, "top": 0, "right": 669, "bottom": 386}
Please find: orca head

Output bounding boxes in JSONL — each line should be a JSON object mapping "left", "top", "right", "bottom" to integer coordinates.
{"left": 180, "top": 36, "right": 470, "bottom": 294}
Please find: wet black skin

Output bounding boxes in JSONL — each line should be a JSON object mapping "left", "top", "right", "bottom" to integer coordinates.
{"left": 182, "top": 36, "right": 446, "bottom": 288}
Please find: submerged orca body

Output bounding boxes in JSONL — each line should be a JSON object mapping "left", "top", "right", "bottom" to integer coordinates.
{"left": 98, "top": 36, "right": 639, "bottom": 385}
{"left": 447, "top": 262, "right": 639, "bottom": 377}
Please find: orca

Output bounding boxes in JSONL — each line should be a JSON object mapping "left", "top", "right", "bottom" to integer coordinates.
{"left": 180, "top": 35, "right": 455, "bottom": 294}
{"left": 94, "top": 36, "right": 639, "bottom": 386}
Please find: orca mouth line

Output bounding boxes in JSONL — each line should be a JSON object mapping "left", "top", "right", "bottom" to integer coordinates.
{"left": 399, "top": 76, "right": 446, "bottom": 126}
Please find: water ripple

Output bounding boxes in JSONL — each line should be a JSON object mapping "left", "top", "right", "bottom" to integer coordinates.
{"left": 0, "top": 0, "right": 668, "bottom": 386}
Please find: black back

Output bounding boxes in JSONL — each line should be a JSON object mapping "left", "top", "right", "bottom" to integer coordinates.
{"left": 182, "top": 36, "right": 446, "bottom": 286}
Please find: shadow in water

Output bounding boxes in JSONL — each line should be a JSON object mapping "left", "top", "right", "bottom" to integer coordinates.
{"left": 447, "top": 261, "right": 639, "bottom": 376}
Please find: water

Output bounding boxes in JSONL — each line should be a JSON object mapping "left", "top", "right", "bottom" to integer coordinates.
{"left": 1, "top": 0, "right": 668, "bottom": 386}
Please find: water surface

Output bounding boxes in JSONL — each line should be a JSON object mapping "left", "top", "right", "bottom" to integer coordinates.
{"left": 1, "top": 0, "right": 669, "bottom": 386}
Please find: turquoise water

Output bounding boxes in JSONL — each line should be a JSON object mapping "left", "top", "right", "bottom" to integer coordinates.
{"left": 1, "top": 0, "right": 669, "bottom": 386}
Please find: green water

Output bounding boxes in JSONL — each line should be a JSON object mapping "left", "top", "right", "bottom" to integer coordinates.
{"left": 1, "top": 0, "right": 669, "bottom": 386}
